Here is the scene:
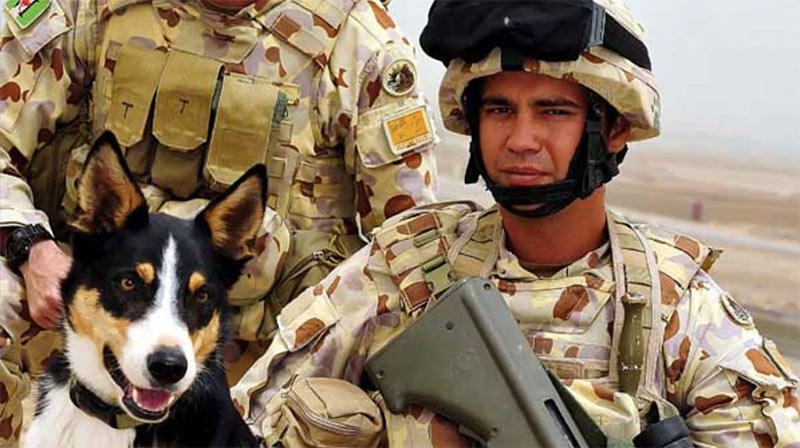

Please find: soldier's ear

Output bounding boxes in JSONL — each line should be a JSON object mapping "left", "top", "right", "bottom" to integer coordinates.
{"left": 70, "top": 132, "right": 148, "bottom": 234}
{"left": 606, "top": 115, "right": 631, "bottom": 154}
{"left": 195, "top": 165, "right": 267, "bottom": 262}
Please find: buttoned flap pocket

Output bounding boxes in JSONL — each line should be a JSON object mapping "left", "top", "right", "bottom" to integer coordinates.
{"left": 203, "top": 73, "right": 284, "bottom": 192}
{"left": 105, "top": 44, "right": 167, "bottom": 147}
{"left": 1, "top": 0, "right": 69, "bottom": 61}
{"left": 281, "top": 377, "right": 383, "bottom": 448}
{"left": 277, "top": 285, "right": 339, "bottom": 352}
{"left": 152, "top": 50, "right": 221, "bottom": 151}
{"left": 354, "top": 98, "right": 435, "bottom": 168}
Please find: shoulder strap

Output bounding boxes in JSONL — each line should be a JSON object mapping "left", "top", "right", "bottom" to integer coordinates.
{"left": 373, "top": 201, "right": 481, "bottom": 314}
{"left": 609, "top": 212, "right": 722, "bottom": 411}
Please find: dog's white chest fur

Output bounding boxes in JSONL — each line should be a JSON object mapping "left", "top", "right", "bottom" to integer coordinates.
{"left": 24, "top": 384, "right": 136, "bottom": 448}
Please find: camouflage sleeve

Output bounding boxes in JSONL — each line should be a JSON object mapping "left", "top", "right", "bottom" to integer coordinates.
{"left": 325, "top": 0, "right": 438, "bottom": 233}
{"left": 663, "top": 269, "right": 800, "bottom": 446}
{"left": 0, "top": 0, "right": 88, "bottom": 229}
{"left": 230, "top": 243, "right": 387, "bottom": 440}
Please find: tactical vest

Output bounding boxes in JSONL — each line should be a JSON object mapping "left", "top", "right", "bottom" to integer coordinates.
{"left": 62, "top": 0, "right": 358, "bottom": 235}
{"left": 372, "top": 201, "right": 721, "bottom": 426}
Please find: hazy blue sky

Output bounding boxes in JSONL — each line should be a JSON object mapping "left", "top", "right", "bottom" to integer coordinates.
{"left": 392, "top": 0, "right": 800, "bottom": 162}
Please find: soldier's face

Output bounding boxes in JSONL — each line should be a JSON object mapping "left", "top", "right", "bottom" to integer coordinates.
{"left": 478, "top": 72, "right": 589, "bottom": 188}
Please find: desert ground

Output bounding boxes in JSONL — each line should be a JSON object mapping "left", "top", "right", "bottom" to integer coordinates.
{"left": 435, "top": 133, "right": 800, "bottom": 367}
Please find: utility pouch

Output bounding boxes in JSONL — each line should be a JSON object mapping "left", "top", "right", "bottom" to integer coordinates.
{"left": 149, "top": 51, "right": 221, "bottom": 197}
{"left": 269, "top": 230, "right": 362, "bottom": 317}
{"left": 268, "top": 377, "right": 383, "bottom": 448}
{"left": 204, "top": 74, "right": 285, "bottom": 192}
{"left": 105, "top": 45, "right": 167, "bottom": 147}
{"left": 150, "top": 142, "right": 205, "bottom": 198}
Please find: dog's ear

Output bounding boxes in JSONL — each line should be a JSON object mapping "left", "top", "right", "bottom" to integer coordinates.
{"left": 70, "top": 131, "right": 148, "bottom": 234}
{"left": 196, "top": 165, "right": 267, "bottom": 261}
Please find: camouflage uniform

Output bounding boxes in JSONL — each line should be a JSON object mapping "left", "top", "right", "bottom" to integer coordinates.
{"left": 233, "top": 203, "right": 800, "bottom": 447}
{"left": 0, "top": 0, "right": 437, "bottom": 443}
{"left": 231, "top": 0, "right": 798, "bottom": 444}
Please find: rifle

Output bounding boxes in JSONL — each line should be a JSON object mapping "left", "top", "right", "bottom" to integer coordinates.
{"left": 365, "top": 277, "right": 691, "bottom": 447}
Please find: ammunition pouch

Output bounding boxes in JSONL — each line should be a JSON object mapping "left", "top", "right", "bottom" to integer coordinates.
{"left": 267, "top": 377, "right": 384, "bottom": 448}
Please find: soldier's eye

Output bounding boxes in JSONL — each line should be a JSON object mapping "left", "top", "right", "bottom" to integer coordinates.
{"left": 120, "top": 276, "right": 136, "bottom": 292}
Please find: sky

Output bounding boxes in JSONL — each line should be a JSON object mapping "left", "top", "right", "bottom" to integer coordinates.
{"left": 392, "top": 0, "right": 800, "bottom": 163}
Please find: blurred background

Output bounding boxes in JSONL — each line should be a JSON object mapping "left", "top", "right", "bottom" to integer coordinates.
{"left": 393, "top": 0, "right": 800, "bottom": 365}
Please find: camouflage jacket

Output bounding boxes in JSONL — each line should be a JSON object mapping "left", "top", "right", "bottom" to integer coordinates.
{"left": 232, "top": 203, "right": 800, "bottom": 447}
{"left": 0, "top": 0, "right": 437, "bottom": 248}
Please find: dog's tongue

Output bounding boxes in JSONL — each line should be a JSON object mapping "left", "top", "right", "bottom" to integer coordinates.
{"left": 132, "top": 386, "right": 171, "bottom": 411}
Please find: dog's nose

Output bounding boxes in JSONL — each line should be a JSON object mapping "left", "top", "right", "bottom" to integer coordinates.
{"left": 147, "top": 347, "right": 187, "bottom": 386}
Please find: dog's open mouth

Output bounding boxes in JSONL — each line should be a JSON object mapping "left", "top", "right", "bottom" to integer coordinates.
{"left": 103, "top": 347, "right": 176, "bottom": 422}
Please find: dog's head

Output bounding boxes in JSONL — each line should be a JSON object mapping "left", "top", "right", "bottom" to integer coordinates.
{"left": 61, "top": 132, "right": 266, "bottom": 423}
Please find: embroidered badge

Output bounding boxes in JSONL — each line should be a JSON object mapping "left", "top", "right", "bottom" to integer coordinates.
{"left": 3, "top": 0, "right": 51, "bottom": 29}
{"left": 381, "top": 59, "right": 417, "bottom": 97}
{"left": 382, "top": 105, "right": 434, "bottom": 155}
{"left": 721, "top": 292, "right": 753, "bottom": 327}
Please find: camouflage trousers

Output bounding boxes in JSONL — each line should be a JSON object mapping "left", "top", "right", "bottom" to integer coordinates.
{"left": 0, "top": 259, "right": 62, "bottom": 448}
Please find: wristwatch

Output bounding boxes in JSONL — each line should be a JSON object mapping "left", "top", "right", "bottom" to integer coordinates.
{"left": 5, "top": 224, "right": 53, "bottom": 274}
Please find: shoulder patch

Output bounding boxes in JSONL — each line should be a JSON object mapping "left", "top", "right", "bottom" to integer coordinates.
{"left": 382, "top": 105, "right": 433, "bottom": 156}
{"left": 3, "top": 0, "right": 50, "bottom": 29}
{"left": 381, "top": 59, "right": 417, "bottom": 97}
{"left": 721, "top": 292, "right": 753, "bottom": 328}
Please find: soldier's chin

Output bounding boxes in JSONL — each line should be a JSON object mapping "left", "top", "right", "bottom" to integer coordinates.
{"left": 501, "top": 203, "right": 543, "bottom": 213}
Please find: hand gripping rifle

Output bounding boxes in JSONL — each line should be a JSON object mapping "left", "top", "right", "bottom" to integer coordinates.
{"left": 365, "top": 277, "right": 691, "bottom": 447}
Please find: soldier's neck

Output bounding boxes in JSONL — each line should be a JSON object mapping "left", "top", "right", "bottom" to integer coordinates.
{"left": 500, "top": 188, "right": 609, "bottom": 266}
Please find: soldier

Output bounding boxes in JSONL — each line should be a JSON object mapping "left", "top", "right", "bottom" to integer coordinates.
{"left": 0, "top": 0, "right": 438, "bottom": 443}
{"left": 232, "top": 0, "right": 800, "bottom": 446}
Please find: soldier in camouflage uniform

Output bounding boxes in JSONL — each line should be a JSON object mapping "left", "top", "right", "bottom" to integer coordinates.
{"left": 0, "top": 0, "right": 438, "bottom": 443}
{"left": 232, "top": 0, "right": 800, "bottom": 446}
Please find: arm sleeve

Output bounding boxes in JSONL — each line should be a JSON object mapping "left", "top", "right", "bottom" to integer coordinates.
{"left": 230, "top": 244, "right": 385, "bottom": 440}
{"left": 663, "top": 269, "right": 800, "bottom": 447}
{"left": 323, "top": 0, "right": 438, "bottom": 234}
{"left": 0, "top": 0, "right": 87, "bottom": 230}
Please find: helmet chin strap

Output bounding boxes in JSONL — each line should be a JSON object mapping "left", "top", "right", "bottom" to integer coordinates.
{"left": 465, "top": 95, "right": 627, "bottom": 218}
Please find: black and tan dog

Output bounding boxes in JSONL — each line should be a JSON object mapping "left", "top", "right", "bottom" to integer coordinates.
{"left": 24, "top": 133, "right": 260, "bottom": 447}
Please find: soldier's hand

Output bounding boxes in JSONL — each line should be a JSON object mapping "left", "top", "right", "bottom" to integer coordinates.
{"left": 19, "top": 240, "right": 72, "bottom": 330}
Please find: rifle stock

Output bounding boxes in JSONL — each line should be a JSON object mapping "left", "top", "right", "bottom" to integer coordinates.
{"left": 365, "top": 277, "right": 595, "bottom": 447}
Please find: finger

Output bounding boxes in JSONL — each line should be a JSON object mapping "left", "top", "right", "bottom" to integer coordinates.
{"left": 31, "top": 308, "right": 57, "bottom": 330}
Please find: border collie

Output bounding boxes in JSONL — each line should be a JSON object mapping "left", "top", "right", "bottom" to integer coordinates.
{"left": 24, "top": 132, "right": 260, "bottom": 447}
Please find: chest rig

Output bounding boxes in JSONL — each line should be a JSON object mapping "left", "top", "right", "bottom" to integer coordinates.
{"left": 83, "top": 0, "right": 354, "bottom": 227}
{"left": 372, "top": 202, "right": 721, "bottom": 417}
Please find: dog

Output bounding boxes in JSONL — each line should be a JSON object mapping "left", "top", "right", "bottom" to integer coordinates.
{"left": 24, "top": 132, "right": 261, "bottom": 447}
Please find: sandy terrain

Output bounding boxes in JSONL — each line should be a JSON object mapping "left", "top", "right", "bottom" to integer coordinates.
{"left": 434, "top": 134, "right": 800, "bottom": 357}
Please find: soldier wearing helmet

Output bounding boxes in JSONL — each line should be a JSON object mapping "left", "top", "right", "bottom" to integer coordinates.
{"left": 232, "top": 0, "right": 800, "bottom": 446}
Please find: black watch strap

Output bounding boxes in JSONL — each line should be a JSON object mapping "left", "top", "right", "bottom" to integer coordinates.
{"left": 6, "top": 224, "right": 53, "bottom": 274}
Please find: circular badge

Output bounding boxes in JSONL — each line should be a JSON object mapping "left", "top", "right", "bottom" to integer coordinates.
{"left": 381, "top": 59, "right": 417, "bottom": 97}
{"left": 721, "top": 292, "right": 753, "bottom": 327}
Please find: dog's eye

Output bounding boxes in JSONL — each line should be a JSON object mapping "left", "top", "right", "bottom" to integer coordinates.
{"left": 120, "top": 277, "right": 136, "bottom": 292}
{"left": 195, "top": 289, "right": 209, "bottom": 304}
